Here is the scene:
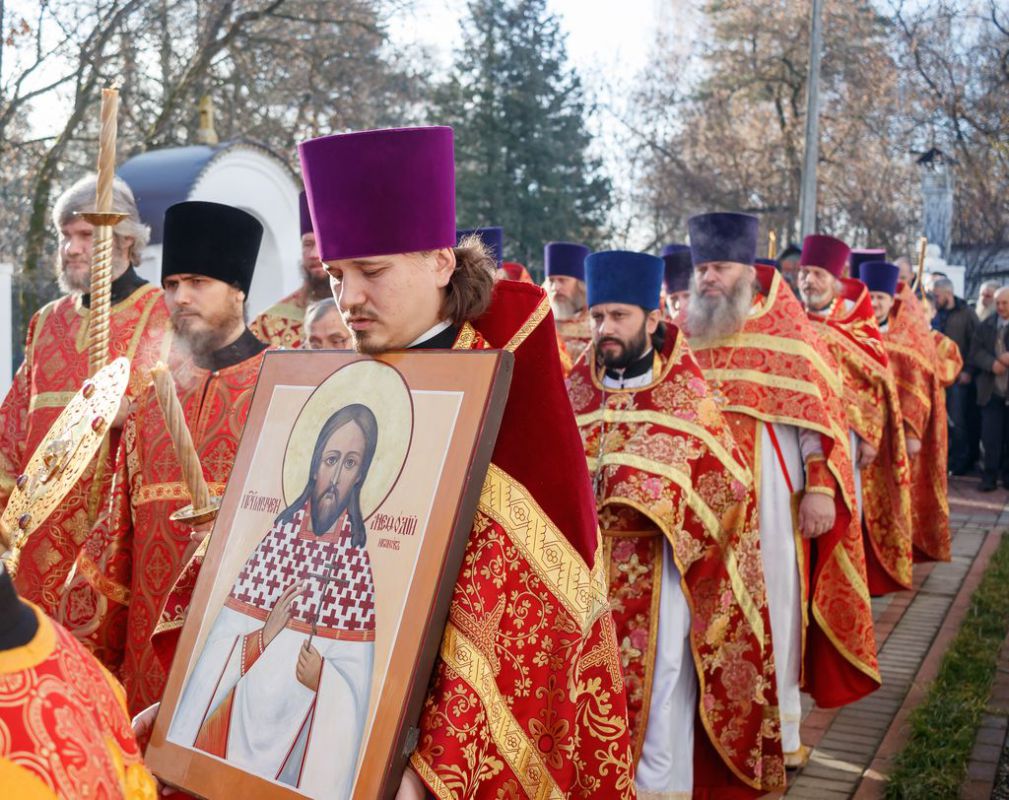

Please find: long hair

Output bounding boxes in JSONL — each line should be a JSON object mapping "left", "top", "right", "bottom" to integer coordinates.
{"left": 52, "top": 174, "right": 150, "bottom": 267}
{"left": 441, "top": 236, "right": 495, "bottom": 325}
{"left": 277, "top": 403, "right": 379, "bottom": 548}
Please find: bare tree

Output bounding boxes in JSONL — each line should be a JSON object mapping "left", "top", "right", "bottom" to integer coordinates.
{"left": 2, "top": 0, "right": 421, "bottom": 351}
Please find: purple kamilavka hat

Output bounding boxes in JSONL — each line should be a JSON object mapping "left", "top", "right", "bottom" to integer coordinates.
{"left": 298, "top": 191, "right": 313, "bottom": 236}
{"left": 298, "top": 126, "right": 456, "bottom": 261}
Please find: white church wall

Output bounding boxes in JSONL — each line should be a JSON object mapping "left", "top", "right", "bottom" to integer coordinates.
{"left": 188, "top": 145, "right": 301, "bottom": 318}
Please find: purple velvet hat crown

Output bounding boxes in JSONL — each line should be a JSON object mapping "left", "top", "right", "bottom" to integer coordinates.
{"left": 586, "top": 250, "right": 664, "bottom": 311}
{"left": 298, "top": 126, "right": 456, "bottom": 261}
{"left": 298, "top": 191, "right": 313, "bottom": 236}
{"left": 848, "top": 249, "right": 886, "bottom": 281}
{"left": 545, "top": 241, "right": 590, "bottom": 281}
{"left": 860, "top": 261, "right": 899, "bottom": 296}
{"left": 800, "top": 234, "right": 851, "bottom": 278}
{"left": 659, "top": 243, "right": 692, "bottom": 293}
{"left": 687, "top": 212, "right": 759, "bottom": 267}
{"left": 457, "top": 226, "right": 503, "bottom": 267}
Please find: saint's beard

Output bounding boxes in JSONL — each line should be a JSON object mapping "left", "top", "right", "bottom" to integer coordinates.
{"left": 311, "top": 484, "right": 350, "bottom": 533}
{"left": 687, "top": 278, "right": 754, "bottom": 344}
{"left": 598, "top": 322, "right": 649, "bottom": 371}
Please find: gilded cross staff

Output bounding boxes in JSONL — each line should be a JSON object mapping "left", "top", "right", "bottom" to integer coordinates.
{"left": 304, "top": 561, "right": 348, "bottom": 648}
{"left": 768, "top": 230, "right": 778, "bottom": 260}
{"left": 80, "top": 87, "right": 127, "bottom": 376}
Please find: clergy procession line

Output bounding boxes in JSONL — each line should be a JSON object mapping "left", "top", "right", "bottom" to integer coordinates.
{"left": 0, "top": 125, "right": 962, "bottom": 799}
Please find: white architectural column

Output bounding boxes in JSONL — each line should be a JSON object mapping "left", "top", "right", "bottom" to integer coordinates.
{"left": 0, "top": 262, "right": 13, "bottom": 397}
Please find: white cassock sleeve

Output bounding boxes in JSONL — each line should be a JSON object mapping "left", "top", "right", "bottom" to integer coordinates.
{"left": 168, "top": 606, "right": 261, "bottom": 746}
{"left": 298, "top": 637, "right": 375, "bottom": 798}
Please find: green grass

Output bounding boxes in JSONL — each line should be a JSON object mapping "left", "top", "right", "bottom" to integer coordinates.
{"left": 885, "top": 534, "right": 1009, "bottom": 799}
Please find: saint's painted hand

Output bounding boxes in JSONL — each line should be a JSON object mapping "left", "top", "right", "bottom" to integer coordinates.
{"left": 296, "top": 641, "right": 323, "bottom": 692}
{"left": 856, "top": 440, "right": 878, "bottom": 469}
{"left": 906, "top": 437, "right": 922, "bottom": 459}
{"left": 263, "top": 580, "right": 307, "bottom": 648}
{"left": 799, "top": 491, "right": 835, "bottom": 538}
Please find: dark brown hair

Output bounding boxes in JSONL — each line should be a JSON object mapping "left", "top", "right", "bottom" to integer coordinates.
{"left": 441, "top": 235, "right": 495, "bottom": 325}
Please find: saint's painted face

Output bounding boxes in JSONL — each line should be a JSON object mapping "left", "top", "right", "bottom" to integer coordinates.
{"left": 325, "top": 249, "right": 454, "bottom": 354}
{"left": 590, "top": 303, "right": 659, "bottom": 370}
{"left": 311, "top": 420, "right": 366, "bottom": 533}
{"left": 869, "top": 291, "right": 894, "bottom": 325}
{"left": 798, "top": 265, "right": 837, "bottom": 310}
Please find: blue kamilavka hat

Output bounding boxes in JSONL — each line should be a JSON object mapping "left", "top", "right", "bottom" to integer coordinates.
{"left": 457, "top": 226, "right": 504, "bottom": 267}
{"left": 849, "top": 249, "right": 887, "bottom": 281}
{"left": 687, "top": 212, "right": 759, "bottom": 267}
{"left": 586, "top": 250, "right": 664, "bottom": 311}
{"left": 660, "top": 243, "right": 692, "bottom": 293}
{"left": 860, "top": 261, "right": 899, "bottom": 296}
{"left": 545, "top": 241, "right": 590, "bottom": 281}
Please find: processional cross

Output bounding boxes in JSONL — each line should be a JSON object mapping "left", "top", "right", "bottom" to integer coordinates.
{"left": 303, "top": 561, "right": 348, "bottom": 648}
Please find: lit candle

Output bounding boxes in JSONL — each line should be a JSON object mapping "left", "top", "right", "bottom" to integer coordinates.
{"left": 151, "top": 363, "right": 211, "bottom": 510}
{"left": 96, "top": 88, "right": 118, "bottom": 212}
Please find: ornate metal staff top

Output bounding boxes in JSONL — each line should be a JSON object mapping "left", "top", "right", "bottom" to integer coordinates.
{"left": 1, "top": 358, "right": 130, "bottom": 567}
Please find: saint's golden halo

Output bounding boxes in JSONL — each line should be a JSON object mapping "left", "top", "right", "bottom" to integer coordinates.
{"left": 282, "top": 359, "right": 413, "bottom": 518}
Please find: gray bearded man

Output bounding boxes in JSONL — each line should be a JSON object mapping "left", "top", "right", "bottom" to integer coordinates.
{"left": 169, "top": 404, "right": 379, "bottom": 796}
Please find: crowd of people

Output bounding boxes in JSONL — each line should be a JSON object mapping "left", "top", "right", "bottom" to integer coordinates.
{"left": 0, "top": 125, "right": 971, "bottom": 799}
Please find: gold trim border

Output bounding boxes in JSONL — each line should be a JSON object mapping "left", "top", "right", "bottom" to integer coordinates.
{"left": 440, "top": 623, "right": 565, "bottom": 800}
{"left": 478, "top": 464, "right": 609, "bottom": 631}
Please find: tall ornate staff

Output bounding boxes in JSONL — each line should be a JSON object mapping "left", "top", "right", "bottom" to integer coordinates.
{"left": 768, "top": 230, "right": 778, "bottom": 260}
{"left": 81, "top": 88, "right": 127, "bottom": 376}
{"left": 915, "top": 236, "right": 928, "bottom": 299}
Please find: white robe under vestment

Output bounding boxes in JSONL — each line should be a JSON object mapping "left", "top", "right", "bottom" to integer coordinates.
{"left": 602, "top": 366, "right": 697, "bottom": 799}
{"left": 169, "top": 506, "right": 375, "bottom": 798}
{"left": 756, "top": 421, "right": 822, "bottom": 755}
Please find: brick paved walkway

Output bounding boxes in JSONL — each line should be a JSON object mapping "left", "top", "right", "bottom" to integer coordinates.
{"left": 781, "top": 475, "right": 1009, "bottom": 798}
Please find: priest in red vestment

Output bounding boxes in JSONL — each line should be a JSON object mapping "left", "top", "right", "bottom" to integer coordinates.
{"left": 864, "top": 261, "right": 956, "bottom": 563}
{"left": 568, "top": 249, "right": 783, "bottom": 797}
{"left": 63, "top": 201, "right": 269, "bottom": 715}
{"left": 250, "top": 191, "right": 329, "bottom": 349}
{"left": 545, "top": 240, "right": 594, "bottom": 368}
{"left": 660, "top": 243, "right": 692, "bottom": 327}
{"left": 0, "top": 175, "right": 171, "bottom": 619}
{"left": 0, "top": 564, "right": 156, "bottom": 799}
{"left": 798, "top": 235, "right": 912, "bottom": 595}
{"left": 299, "top": 126, "right": 635, "bottom": 799}
{"left": 686, "top": 213, "right": 880, "bottom": 769}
